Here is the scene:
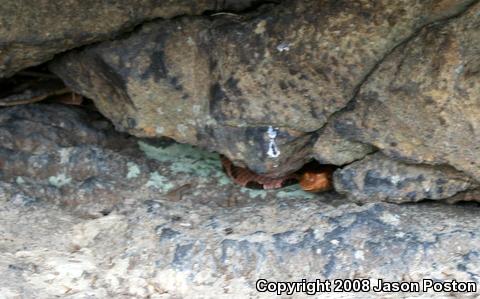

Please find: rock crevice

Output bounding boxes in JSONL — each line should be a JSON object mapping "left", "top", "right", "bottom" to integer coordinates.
{"left": 1, "top": 0, "right": 480, "bottom": 203}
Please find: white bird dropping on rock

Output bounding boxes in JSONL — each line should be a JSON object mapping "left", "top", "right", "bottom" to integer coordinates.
{"left": 267, "top": 126, "right": 280, "bottom": 158}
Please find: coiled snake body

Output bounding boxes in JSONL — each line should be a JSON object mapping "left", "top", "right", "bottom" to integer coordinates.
{"left": 220, "top": 155, "right": 334, "bottom": 192}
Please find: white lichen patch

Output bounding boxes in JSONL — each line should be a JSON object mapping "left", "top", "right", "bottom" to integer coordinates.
{"left": 48, "top": 173, "right": 72, "bottom": 188}
{"left": 276, "top": 42, "right": 290, "bottom": 52}
{"left": 192, "top": 104, "right": 201, "bottom": 114}
{"left": 146, "top": 171, "right": 174, "bottom": 192}
{"left": 176, "top": 124, "right": 187, "bottom": 133}
{"left": 59, "top": 148, "right": 72, "bottom": 164}
{"left": 254, "top": 20, "right": 267, "bottom": 34}
{"left": 126, "top": 162, "right": 140, "bottom": 179}
{"left": 276, "top": 185, "right": 316, "bottom": 200}
{"left": 380, "top": 212, "right": 401, "bottom": 226}
{"left": 390, "top": 175, "right": 401, "bottom": 185}
{"left": 186, "top": 36, "right": 195, "bottom": 46}
{"left": 354, "top": 250, "right": 365, "bottom": 260}
{"left": 155, "top": 126, "right": 165, "bottom": 134}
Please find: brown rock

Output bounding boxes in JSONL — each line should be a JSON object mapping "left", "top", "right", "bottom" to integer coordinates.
{"left": 334, "top": 2, "right": 480, "bottom": 182}
{"left": 0, "top": 0, "right": 268, "bottom": 78}
{"left": 313, "top": 124, "right": 375, "bottom": 165}
{"left": 50, "top": 0, "right": 476, "bottom": 176}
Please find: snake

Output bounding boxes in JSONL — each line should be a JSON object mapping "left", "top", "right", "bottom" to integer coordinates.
{"left": 220, "top": 155, "right": 335, "bottom": 192}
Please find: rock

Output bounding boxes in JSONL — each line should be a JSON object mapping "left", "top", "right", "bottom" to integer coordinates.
{"left": 1, "top": 105, "right": 480, "bottom": 297}
{"left": 50, "top": 0, "right": 477, "bottom": 176}
{"left": 0, "top": 0, "right": 271, "bottom": 78}
{"left": 333, "top": 153, "right": 477, "bottom": 203}
{"left": 2, "top": 187, "right": 480, "bottom": 297}
{"left": 334, "top": 2, "right": 480, "bottom": 182}
{"left": 1, "top": 103, "right": 296, "bottom": 213}
{"left": 0, "top": 104, "right": 152, "bottom": 212}
{"left": 313, "top": 124, "right": 375, "bottom": 165}
{"left": 446, "top": 188, "right": 480, "bottom": 204}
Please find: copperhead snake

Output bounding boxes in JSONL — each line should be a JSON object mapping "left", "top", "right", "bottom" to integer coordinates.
{"left": 220, "top": 155, "right": 335, "bottom": 192}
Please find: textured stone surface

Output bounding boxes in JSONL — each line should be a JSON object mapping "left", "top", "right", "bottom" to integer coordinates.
{"left": 0, "top": 104, "right": 316, "bottom": 213}
{"left": 2, "top": 184, "right": 480, "bottom": 297}
{"left": 1, "top": 105, "right": 480, "bottom": 297}
{"left": 0, "top": 104, "right": 150, "bottom": 212}
{"left": 313, "top": 123, "right": 375, "bottom": 166}
{"left": 333, "top": 153, "right": 478, "bottom": 203}
{"left": 335, "top": 2, "right": 480, "bottom": 182}
{"left": 50, "top": 0, "right": 477, "bottom": 177}
{"left": 1, "top": 1, "right": 480, "bottom": 297}
{"left": 0, "top": 0, "right": 270, "bottom": 78}
{"left": 447, "top": 188, "right": 480, "bottom": 203}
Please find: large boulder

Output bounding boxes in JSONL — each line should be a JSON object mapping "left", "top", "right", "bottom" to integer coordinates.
{"left": 50, "top": 0, "right": 477, "bottom": 177}
{"left": 333, "top": 153, "right": 478, "bottom": 203}
{"left": 2, "top": 191, "right": 480, "bottom": 297}
{"left": 334, "top": 2, "right": 480, "bottom": 182}
{"left": 0, "top": 0, "right": 269, "bottom": 78}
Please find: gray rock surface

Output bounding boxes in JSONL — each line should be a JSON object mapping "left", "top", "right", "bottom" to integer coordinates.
{"left": 334, "top": 153, "right": 478, "bottom": 203}
{"left": 0, "top": 103, "right": 308, "bottom": 213}
{"left": 313, "top": 124, "right": 375, "bottom": 166}
{"left": 50, "top": 0, "right": 477, "bottom": 177}
{"left": 1, "top": 105, "right": 480, "bottom": 298}
{"left": 2, "top": 180, "right": 480, "bottom": 297}
{"left": 0, "top": 0, "right": 271, "bottom": 78}
{"left": 334, "top": 2, "right": 480, "bottom": 182}
{"left": 0, "top": 104, "right": 151, "bottom": 213}
{"left": 447, "top": 188, "right": 480, "bottom": 203}
{"left": 1, "top": 1, "right": 480, "bottom": 297}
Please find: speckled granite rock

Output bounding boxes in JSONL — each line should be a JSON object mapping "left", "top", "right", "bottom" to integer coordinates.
{"left": 333, "top": 153, "right": 478, "bottom": 203}
{"left": 334, "top": 2, "right": 480, "bottom": 182}
{"left": 0, "top": 0, "right": 270, "bottom": 78}
{"left": 50, "top": 0, "right": 476, "bottom": 177}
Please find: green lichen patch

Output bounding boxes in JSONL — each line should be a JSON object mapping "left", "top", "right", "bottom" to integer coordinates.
{"left": 240, "top": 188, "right": 268, "bottom": 199}
{"left": 126, "top": 162, "right": 141, "bottom": 179}
{"left": 138, "top": 141, "right": 223, "bottom": 178}
{"left": 48, "top": 173, "right": 72, "bottom": 188}
{"left": 146, "top": 171, "right": 174, "bottom": 192}
{"left": 276, "top": 185, "right": 316, "bottom": 199}
{"left": 138, "top": 140, "right": 320, "bottom": 200}
{"left": 16, "top": 177, "right": 25, "bottom": 184}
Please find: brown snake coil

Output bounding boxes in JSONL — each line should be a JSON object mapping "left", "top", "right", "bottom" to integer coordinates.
{"left": 220, "top": 155, "right": 334, "bottom": 192}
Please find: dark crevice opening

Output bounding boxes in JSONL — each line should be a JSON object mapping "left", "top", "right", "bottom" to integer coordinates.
{"left": 202, "top": 0, "right": 282, "bottom": 17}
{"left": 0, "top": 63, "right": 98, "bottom": 113}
